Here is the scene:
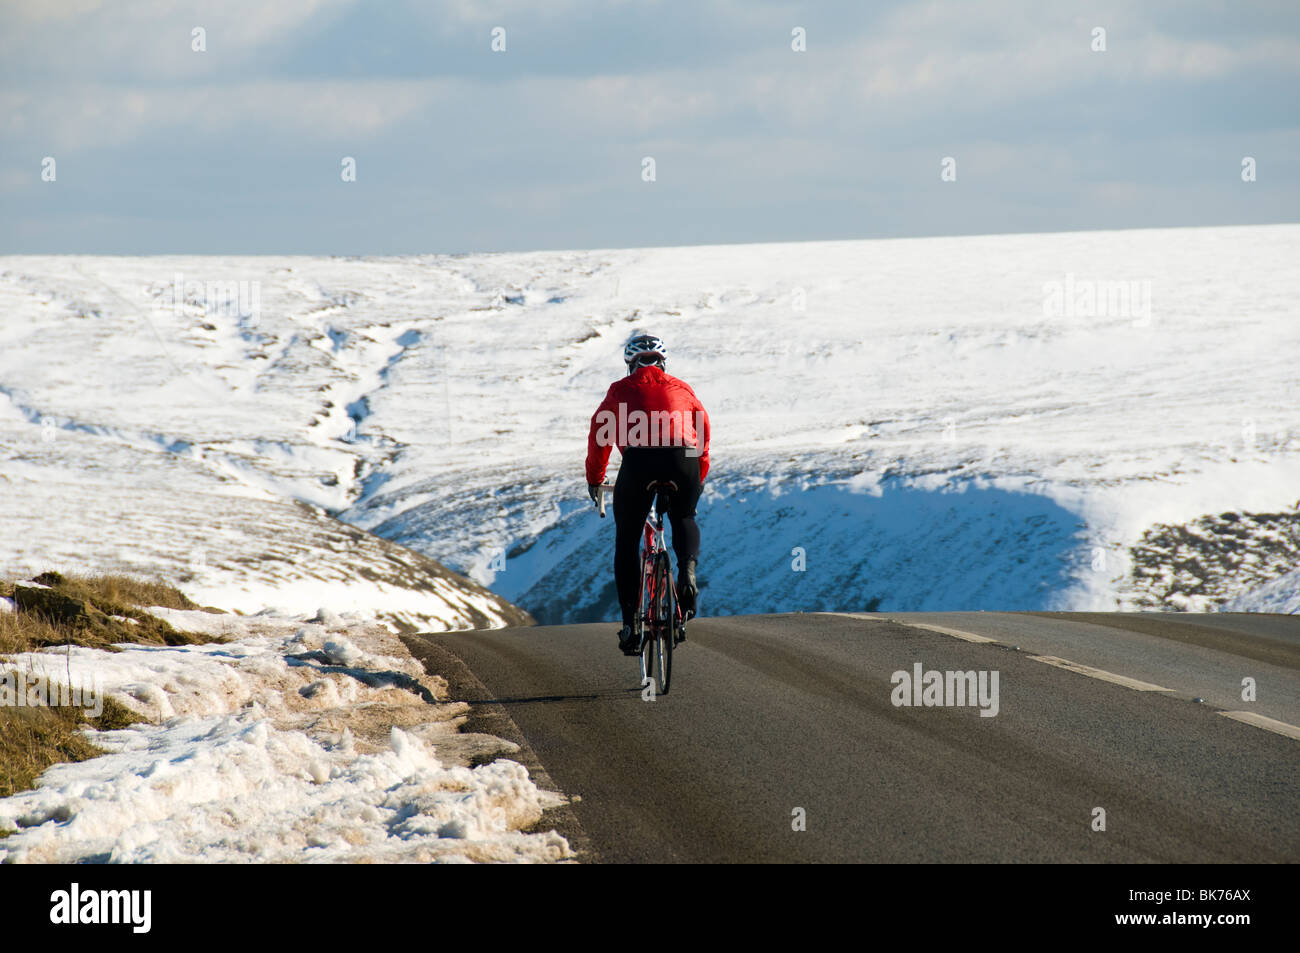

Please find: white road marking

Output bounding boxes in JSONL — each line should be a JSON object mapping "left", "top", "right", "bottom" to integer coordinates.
{"left": 834, "top": 613, "right": 1300, "bottom": 743}
{"left": 1027, "top": 655, "right": 1173, "bottom": 692}
{"left": 906, "top": 622, "right": 1000, "bottom": 644}
{"left": 841, "top": 614, "right": 1169, "bottom": 688}
{"left": 1218, "top": 711, "right": 1300, "bottom": 742}
{"left": 830, "top": 612, "right": 1000, "bottom": 644}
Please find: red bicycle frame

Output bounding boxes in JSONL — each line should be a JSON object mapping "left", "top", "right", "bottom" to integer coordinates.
{"left": 638, "top": 484, "right": 682, "bottom": 637}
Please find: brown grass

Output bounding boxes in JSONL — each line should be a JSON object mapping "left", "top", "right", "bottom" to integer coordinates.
{"left": 2, "top": 570, "right": 218, "bottom": 801}
{"left": 0, "top": 609, "right": 67, "bottom": 658}
{"left": 0, "top": 697, "right": 141, "bottom": 799}
{"left": 56, "top": 571, "right": 201, "bottom": 611}
{"left": 0, "top": 570, "right": 216, "bottom": 653}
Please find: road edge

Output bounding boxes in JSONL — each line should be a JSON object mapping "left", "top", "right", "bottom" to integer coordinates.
{"left": 401, "top": 631, "right": 596, "bottom": 862}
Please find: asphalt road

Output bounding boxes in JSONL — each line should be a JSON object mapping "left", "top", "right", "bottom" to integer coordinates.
{"left": 405, "top": 611, "right": 1300, "bottom": 863}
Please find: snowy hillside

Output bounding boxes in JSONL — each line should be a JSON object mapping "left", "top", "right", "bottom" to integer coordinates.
{"left": 1227, "top": 569, "right": 1300, "bottom": 614}
{"left": 0, "top": 265, "right": 530, "bottom": 631}
{"left": 2, "top": 224, "right": 1298, "bottom": 620}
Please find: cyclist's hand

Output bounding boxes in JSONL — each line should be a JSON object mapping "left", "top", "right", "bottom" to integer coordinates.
{"left": 587, "top": 483, "right": 602, "bottom": 505}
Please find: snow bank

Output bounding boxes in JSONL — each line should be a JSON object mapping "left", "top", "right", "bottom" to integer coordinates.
{"left": 0, "top": 607, "right": 571, "bottom": 863}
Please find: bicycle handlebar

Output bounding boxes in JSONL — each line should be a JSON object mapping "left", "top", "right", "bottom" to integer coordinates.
{"left": 593, "top": 479, "right": 675, "bottom": 519}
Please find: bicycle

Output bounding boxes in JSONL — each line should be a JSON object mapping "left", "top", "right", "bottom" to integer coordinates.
{"left": 595, "top": 480, "right": 688, "bottom": 695}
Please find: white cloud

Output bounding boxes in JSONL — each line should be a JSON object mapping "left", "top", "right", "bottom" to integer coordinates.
{"left": 0, "top": 0, "right": 359, "bottom": 79}
{"left": 5, "top": 0, "right": 1297, "bottom": 155}
{"left": 7, "top": 79, "right": 449, "bottom": 150}
{"left": 1137, "top": 34, "right": 1300, "bottom": 79}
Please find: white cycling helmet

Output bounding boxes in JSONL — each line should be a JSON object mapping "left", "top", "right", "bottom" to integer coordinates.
{"left": 624, "top": 332, "right": 666, "bottom": 371}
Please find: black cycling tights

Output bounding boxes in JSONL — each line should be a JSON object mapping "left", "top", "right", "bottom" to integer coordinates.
{"left": 612, "top": 447, "right": 702, "bottom": 627}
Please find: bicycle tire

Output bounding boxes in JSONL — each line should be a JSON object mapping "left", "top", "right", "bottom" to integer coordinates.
{"left": 654, "top": 553, "right": 673, "bottom": 694}
{"left": 640, "top": 623, "right": 655, "bottom": 688}
{"left": 637, "top": 556, "right": 652, "bottom": 685}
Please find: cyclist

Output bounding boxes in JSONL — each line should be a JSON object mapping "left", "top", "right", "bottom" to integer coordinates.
{"left": 586, "top": 333, "right": 710, "bottom": 655}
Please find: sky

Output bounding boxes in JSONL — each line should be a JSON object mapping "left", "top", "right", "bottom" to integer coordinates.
{"left": 1, "top": 0, "right": 1297, "bottom": 254}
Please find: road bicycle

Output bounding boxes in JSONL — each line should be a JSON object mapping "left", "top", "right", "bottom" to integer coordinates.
{"left": 596, "top": 480, "right": 688, "bottom": 694}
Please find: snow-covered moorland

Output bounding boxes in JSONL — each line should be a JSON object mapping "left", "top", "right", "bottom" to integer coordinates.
{"left": 4, "top": 225, "right": 1296, "bottom": 620}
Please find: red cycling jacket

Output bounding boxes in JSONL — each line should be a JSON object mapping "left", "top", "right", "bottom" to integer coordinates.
{"left": 585, "top": 364, "right": 710, "bottom": 485}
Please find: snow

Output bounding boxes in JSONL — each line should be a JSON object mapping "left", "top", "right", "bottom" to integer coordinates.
{"left": 0, "top": 607, "right": 571, "bottom": 863}
{"left": 1224, "top": 570, "right": 1300, "bottom": 615}
{"left": 1, "top": 225, "right": 1298, "bottom": 625}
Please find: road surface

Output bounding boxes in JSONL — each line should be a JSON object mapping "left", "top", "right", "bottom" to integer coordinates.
{"left": 405, "top": 611, "right": 1300, "bottom": 863}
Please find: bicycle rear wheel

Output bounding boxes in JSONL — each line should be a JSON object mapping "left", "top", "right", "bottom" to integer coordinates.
{"left": 653, "top": 553, "right": 674, "bottom": 694}
{"left": 637, "top": 554, "right": 653, "bottom": 686}
{"left": 640, "top": 622, "right": 654, "bottom": 687}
